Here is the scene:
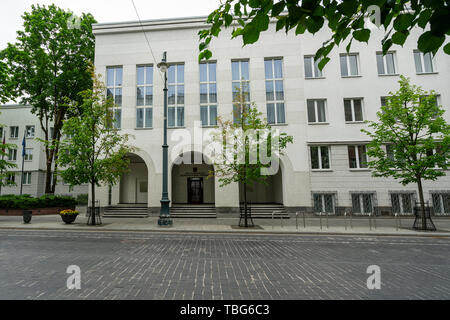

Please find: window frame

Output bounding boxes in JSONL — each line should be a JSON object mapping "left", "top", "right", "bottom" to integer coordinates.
{"left": 265, "top": 58, "right": 285, "bottom": 125}
{"left": 8, "top": 148, "right": 17, "bottom": 161}
{"left": 24, "top": 148, "right": 33, "bottom": 161}
{"left": 106, "top": 66, "right": 123, "bottom": 129}
{"left": 307, "top": 99, "right": 328, "bottom": 124}
{"left": 22, "top": 172, "right": 32, "bottom": 185}
{"left": 231, "top": 59, "right": 250, "bottom": 124}
{"left": 136, "top": 65, "right": 154, "bottom": 129}
{"left": 25, "top": 125, "right": 35, "bottom": 138}
{"left": 313, "top": 193, "right": 336, "bottom": 214}
{"left": 10, "top": 126, "right": 19, "bottom": 139}
{"left": 376, "top": 51, "right": 397, "bottom": 75}
{"left": 348, "top": 145, "right": 368, "bottom": 169}
{"left": 340, "top": 53, "right": 360, "bottom": 77}
{"left": 199, "top": 61, "right": 218, "bottom": 127}
{"left": 390, "top": 192, "right": 415, "bottom": 215}
{"left": 310, "top": 145, "right": 331, "bottom": 170}
{"left": 351, "top": 193, "right": 375, "bottom": 215}
{"left": 168, "top": 63, "right": 185, "bottom": 128}
{"left": 344, "top": 98, "right": 364, "bottom": 123}
{"left": 414, "top": 50, "right": 436, "bottom": 74}
{"left": 304, "top": 55, "right": 324, "bottom": 79}
{"left": 432, "top": 192, "right": 450, "bottom": 215}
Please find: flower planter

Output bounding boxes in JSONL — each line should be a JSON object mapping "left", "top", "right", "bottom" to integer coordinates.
{"left": 60, "top": 214, "right": 78, "bottom": 224}
{"left": 23, "top": 210, "right": 32, "bottom": 224}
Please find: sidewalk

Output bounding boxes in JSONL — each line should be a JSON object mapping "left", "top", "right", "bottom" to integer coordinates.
{"left": 1, "top": 214, "right": 450, "bottom": 237}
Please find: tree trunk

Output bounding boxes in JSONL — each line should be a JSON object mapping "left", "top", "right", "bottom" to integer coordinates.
{"left": 90, "top": 181, "right": 96, "bottom": 226}
{"left": 417, "top": 176, "right": 427, "bottom": 230}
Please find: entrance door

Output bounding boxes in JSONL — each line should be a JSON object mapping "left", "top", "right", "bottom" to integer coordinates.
{"left": 136, "top": 179, "right": 148, "bottom": 204}
{"left": 188, "top": 178, "right": 203, "bottom": 204}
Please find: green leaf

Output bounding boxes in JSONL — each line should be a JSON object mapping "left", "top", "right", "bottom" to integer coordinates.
{"left": 306, "top": 16, "right": 324, "bottom": 34}
{"left": 242, "top": 24, "right": 260, "bottom": 44}
{"left": 253, "top": 13, "right": 270, "bottom": 32}
{"left": 392, "top": 31, "right": 408, "bottom": 46}
{"left": 443, "top": 43, "right": 450, "bottom": 55}
{"left": 271, "top": 1, "right": 285, "bottom": 17}
{"left": 418, "top": 31, "right": 445, "bottom": 54}
{"left": 393, "top": 13, "right": 414, "bottom": 31}
{"left": 224, "top": 14, "right": 233, "bottom": 26}
{"left": 382, "top": 39, "right": 393, "bottom": 55}
{"left": 295, "top": 22, "right": 306, "bottom": 35}
{"left": 353, "top": 29, "right": 370, "bottom": 43}
{"left": 417, "top": 9, "right": 432, "bottom": 29}
{"left": 318, "top": 57, "right": 330, "bottom": 71}
{"left": 338, "top": 0, "right": 358, "bottom": 16}
{"left": 276, "top": 18, "right": 286, "bottom": 31}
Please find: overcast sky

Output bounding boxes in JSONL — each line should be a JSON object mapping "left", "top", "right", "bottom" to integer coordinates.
{"left": 0, "top": 0, "right": 219, "bottom": 48}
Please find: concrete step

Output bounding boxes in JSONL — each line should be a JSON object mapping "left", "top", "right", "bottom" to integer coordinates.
{"left": 103, "top": 206, "right": 149, "bottom": 218}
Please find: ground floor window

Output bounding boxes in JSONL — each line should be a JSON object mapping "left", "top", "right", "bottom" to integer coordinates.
{"left": 391, "top": 193, "right": 414, "bottom": 215}
{"left": 352, "top": 193, "right": 374, "bottom": 215}
{"left": 313, "top": 193, "right": 335, "bottom": 213}
{"left": 432, "top": 193, "right": 450, "bottom": 215}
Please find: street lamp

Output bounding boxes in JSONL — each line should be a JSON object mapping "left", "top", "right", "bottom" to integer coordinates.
{"left": 157, "top": 52, "right": 172, "bottom": 226}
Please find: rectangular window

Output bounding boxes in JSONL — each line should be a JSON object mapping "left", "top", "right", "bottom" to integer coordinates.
{"left": 6, "top": 173, "right": 15, "bottom": 184}
{"left": 432, "top": 193, "right": 450, "bottom": 215}
{"left": 200, "top": 62, "right": 217, "bottom": 126}
{"left": 414, "top": 50, "right": 435, "bottom": 74}
{"left": 232, "top": 60, "right": 250, "bottom": 123}
{"left": 348, "top": 145, "right": 368, "bottom": 169}
{"left": 22, "top": 172, "right": 32, "bottom": 185}
{"left": 8, "top": 148, "right": 17, "bottom": 161}
{"left": 391, "top": 193, "right": 414, "bottom": 215}
{"left": 24, "top": 149, "right": 33, "bottom": 161}
{"left": 304, "top": 56, "right": 323, "bottom": 78}
{"left": 265, "top": 58, "right": 285, "bottom": 124}
{"left": 25, "top": 125, "right": 35, "bottom": 138}
{"left": 307, "top": 99, "right": 327, "bottom": 123}
{"left": 344, "top": 98, "right": 364, "bottom": 122}
{"left": 340, "top": 53, "right": 359, "bottom": 77}
{"left": 168, "top": 64, "right": 185, "bottom": 127}
{"left": 136, "top": 65, "right": 153, "bottom": 128}
{"left": 310, "top": 146, "right": 330, "bottom": 170}
{"left": 376, "top": 52, "right": 396, "bottom": 75}
{"left": 352, "top": 193, "right": 374, "bottom": 215}
{"left": 313, "top": 193, "right": 335, "bottom": 213}
{"left": 107, "top": 66, "right": 123, "bottom": 129}
{"left": 10, "top": 126, "right": 19, "bottom": 138}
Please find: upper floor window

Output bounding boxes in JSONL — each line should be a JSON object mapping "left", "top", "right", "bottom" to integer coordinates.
{"left": 22, "top": 172, "right": 32, "bottom": 185}
{"left": 348, "top": 145, "right": 368, "bottom": 169}
{"left": 265, "top": 58, "right": 285, "bottom": 124}
{"left": 310, "top": 146, "right": 330, "bottom": 170}
{"left": 24, "top": 148, "right": 33, "bottom": 161}
{"left": 25, "top": 125, "right": 35, "bottom": 138}
{"left": 344, "top": 98, "right": 364, "bottom": 122}
{"left": 231, "top": 60, "right": 250, "bottom": 123}
{"left": 6, "top": 173, "right": 15, "bottom": 184}
{"left": 136, "top": 65, "right": 153, "bottom": 129}
{"left": 10, "top": 126, "right": 19, "bottom": 139}
{"left": 307, "top": 99, "right": 327, "bottom": 123}
{"left": 8, "top": 148, "right": 17, "bottom": 161}
{"left": 168, "top": 64, "right": 185, "bottom": 127}
{"left": 414, "top": 50, "right": 435, "bottom": 74}
{"left": 376, "top": 52, "right": 397, "bottom": 75}
{"left": 200, "top": 62, "right": 217, "bottom": 127}
{"left": 340, "top": 53, "right": 359, "bottom": 77}
{"left": 106, "top": 66, "right": 123, "bottom": 107}
{"left": 304, "top": 56, "right": 323, "bottom": 78}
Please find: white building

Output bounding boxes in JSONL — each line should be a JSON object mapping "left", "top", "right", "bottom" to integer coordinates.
{"left": 0, "top": 104, "right": 88, "bottom": 198}
{"left": 90, "top": 16, "right": 449, "bottom": 217}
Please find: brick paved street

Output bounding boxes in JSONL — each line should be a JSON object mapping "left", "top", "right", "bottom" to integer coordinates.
{"left": 0, "top": 229, "right": 449, "bottom": 300}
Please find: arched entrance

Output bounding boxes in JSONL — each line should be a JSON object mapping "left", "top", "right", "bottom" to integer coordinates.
{"left": 119, "top": 153, "right": 148, "bottom": 204}
{"left": 171, "top": 152, "right": 215, "bottom": 205}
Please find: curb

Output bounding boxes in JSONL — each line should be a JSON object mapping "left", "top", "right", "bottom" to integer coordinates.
{"left": 0, "top": 226, "right": 449, "bottom": 238}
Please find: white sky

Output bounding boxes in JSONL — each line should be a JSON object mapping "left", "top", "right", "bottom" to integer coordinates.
{"left": 0, "top": 0, "right": 220, "bottom": 49}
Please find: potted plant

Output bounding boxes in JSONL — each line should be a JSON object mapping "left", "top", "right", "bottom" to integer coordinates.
{"left": 23, "top": 210, "right": 32, "bottom": 224}
{"left": 59, "top": 209, "right": 79, "bottom": 224}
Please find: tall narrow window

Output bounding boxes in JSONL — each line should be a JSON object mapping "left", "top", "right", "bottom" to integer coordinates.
{"left": 199, "top": 62, "right": 217, "bottom": 126}
{"left": 8, "top": 148, "right": 17, "bottom": 161}
{"left": 265, "top": 58, "right": 285, "bottom": 124}
{"left": 310, "top": 146, "right": 330, "bottom": 170}
{"left": 307, "top": 99, "right": 327, "bottom": 123}
{"left": 22, "top": 172, "right": 32, "bottom": 185}
{"left": 24, "top": 149, "right": 33, "bottom": 161}
{"left": 136, "top": 65, "right": 153, "bottom": 128}
{"left": 414, "top": 50, "right": 435, "bottom": 74}
{"left": 106, "top": 66, "right": 123, "bottom": 129}
{"left": 168, "top": 64, "right": 185, "bottom": 127}
{"left": 344, "top": 99, "right": 364, "bottom": 122}
{"left": 340, "top": 53, "right": 359, "bottom": 77}
{"left": 10, "top": 126, "right": 19, "bottom": 138}
{"left": 348, "top": 145, "right": 368, "bottom": 169}
{"left": 304, "top": 56, "right": 323, "bottom": 78}
{"left": 231, "top": 60, "right": 250, "bottom": 123}
{"left": 376, "top": 52, "right": 396, "bottom": 75}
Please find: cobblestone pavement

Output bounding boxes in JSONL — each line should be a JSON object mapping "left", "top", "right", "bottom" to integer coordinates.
{"left": 0, "top": 230, "right": 449, "bottom": 300}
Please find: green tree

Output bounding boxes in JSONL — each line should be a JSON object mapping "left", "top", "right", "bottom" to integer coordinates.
{"left": 0, "top": 119, "right": 17, "bottom": 191}
{"left": 0, "top": 4, "right": 97, "bottom": 194}
{"left": 210, "top": 88, "right": 293, "bottom": 227}
{"left": 0, "top": 61, "right": 13, "bottom": 104}
{"left": 362, "top": 76, "right": 449, "bottom": 230}
{"left": 57, "top": 72, "right": 136, "bottom": 226}
{"left": 199, "top": 1, "right": 450, "bottom": 69}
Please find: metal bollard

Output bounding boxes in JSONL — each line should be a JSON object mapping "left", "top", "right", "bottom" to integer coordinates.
{"left": 303, "top": 212, "right": 306, "bottom": 229}
{"left": 272, "top": 211, "right": 274, "bottom": 230}
{"left": 344, "top": 212, "right": 347, "bottom": 230}
{"left": 373, "top": 213, "right": 377, "bottom": 230}
{"left": 369, "top": 213, "right": 373, "bottom": 231}
{"left": 326, "top": 212, "right": 329, "bottom": 229}
{"left": 350, "top": 211, "right": 353, "bottom": 229}
{"left": 295, "top": 212, "right": 299, "bottom": 231}
{"left": 395, "top": 213, "right": 399, "bottom": 231}
{"left": 280, "top": 212, "right": 283, "bottom": 228}
{"left": 319, "top": 212, "right": 323, "bottom": 230}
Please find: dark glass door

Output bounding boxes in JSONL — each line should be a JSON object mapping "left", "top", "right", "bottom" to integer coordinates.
{"left": 188, "top": 178, "right": 203, "bottom": 204}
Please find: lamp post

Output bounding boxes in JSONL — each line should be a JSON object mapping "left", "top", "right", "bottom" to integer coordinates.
{"left": 157, "top": 52, "right": 172, "bottom": 226}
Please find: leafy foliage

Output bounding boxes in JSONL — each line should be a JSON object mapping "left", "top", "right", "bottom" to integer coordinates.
{"left": 0, "top": 4, "right": 97, "bottom": 194}
{"left": 198, "top": 1, "right": 450, "bottom": 68}
{"left": 0, "top": 194, "right": 77, "bottom": 209}
{"left": 57, "top": 70, "right": 136, "bottom": 225}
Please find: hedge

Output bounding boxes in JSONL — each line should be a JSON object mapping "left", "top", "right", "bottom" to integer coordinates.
{"left": 0, "top": 194, "right": 77, "bottom": 209}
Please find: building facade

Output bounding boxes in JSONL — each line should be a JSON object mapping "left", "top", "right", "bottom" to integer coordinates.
{"left": 0, "top": 105, "right": 88, "bottom": 198}
{"left": 92, "top": 16, "right": 450, "bottom": 216}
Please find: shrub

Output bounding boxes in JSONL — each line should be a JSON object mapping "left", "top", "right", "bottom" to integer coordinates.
{"left": 76, "top": 194, "right": 88, "bottom": 206}
{"left": 0, "top": 194, "right": 77, "bottom": 209}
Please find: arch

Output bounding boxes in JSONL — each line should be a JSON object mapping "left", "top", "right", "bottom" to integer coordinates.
{"left": 119, "top": 153, "right": 149, "bottom": 204}
{"left": 171, "top": 151, "right": 215, "bottom": 205}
